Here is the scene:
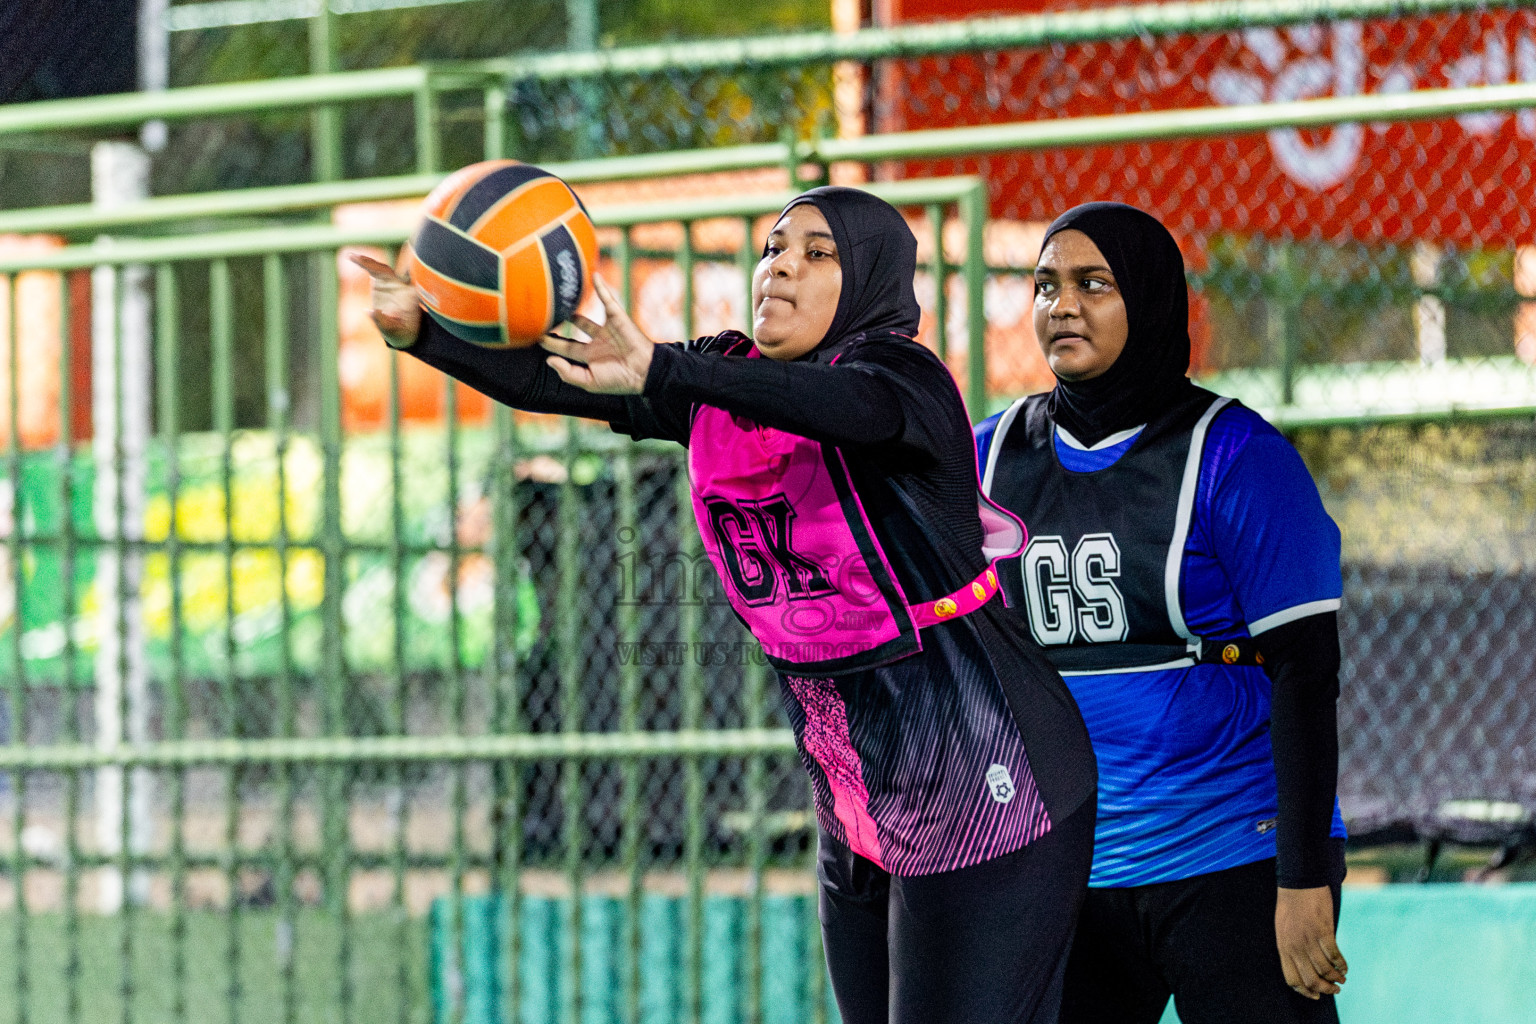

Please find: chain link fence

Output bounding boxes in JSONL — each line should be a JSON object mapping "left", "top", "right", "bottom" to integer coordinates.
{"left": 2, "top": 3, "right": 1536, "bottom": 1022}
{"left": 1300, "top": 420, "right": 1536, "bottom": 846}
{"left": 0, "top": 183, "right": 984, "bottom": 1024}
{"left": 0, "top": 0, "right": 834, "bottom": 205}
{"left": 879, "top": 9, "right": 1536, "bottom": 397}
{"left": 868, "top": 8, "right": 1536, "bottom": 846}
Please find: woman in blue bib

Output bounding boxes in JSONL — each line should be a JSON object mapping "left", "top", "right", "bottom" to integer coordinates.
{"left": 356, "top": 186, "right": 1096, "bottom": 1024}
{"left": 976, "top": 202, "right": 1350, "bottom": 1023}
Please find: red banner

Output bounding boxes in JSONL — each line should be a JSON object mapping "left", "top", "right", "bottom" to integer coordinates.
{"left": 883, "top": 1, "right": 1536, "bottom": 247}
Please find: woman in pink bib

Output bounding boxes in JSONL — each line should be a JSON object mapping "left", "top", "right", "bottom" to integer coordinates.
{"left": 355, "top": 187, "right": 1096, "bottom": 1024}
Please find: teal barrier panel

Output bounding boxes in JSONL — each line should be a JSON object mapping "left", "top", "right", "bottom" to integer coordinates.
{"left": 442, "top": 882, "right": 1536, "bottom": 1024}
{"left": 430, "top": 892, "right": 841, "bottom": 1024}
{"left": 1160, "top": 882, "right": 1536, "bottom": 1024}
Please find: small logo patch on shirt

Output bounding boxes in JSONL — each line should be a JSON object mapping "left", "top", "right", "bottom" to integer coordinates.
{"left": 986, "top": 763, "right": 1016, "bottom": 804}
{"left": 1255, "top": 818, "right": 1277, "bottom": 834}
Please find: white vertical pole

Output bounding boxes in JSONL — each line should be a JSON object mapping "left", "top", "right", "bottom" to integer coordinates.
{"left": 1515, "top": 244, "right": 1536, "bottom": 365}
{"left": 1412, "top": 241, "right": 1446, "bottom": 366}
{"left": 830, "top": 0, "right": 869, "bottom": 185}
{"left": 139, "top": 0, "right": 171, "bottom": 152}
{"left": 92, "top": 142, "right": 153, "bottom": 914}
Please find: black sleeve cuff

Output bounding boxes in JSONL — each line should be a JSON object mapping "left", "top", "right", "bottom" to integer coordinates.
{"left": 1279, "top": 837, "right": 1348, "bottom": 889}
{"left": 642, "top": 341, "right": 685, "bottom": 399}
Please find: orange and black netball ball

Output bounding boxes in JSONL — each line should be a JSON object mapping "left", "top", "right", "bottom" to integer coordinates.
{"left": 400, "top": 160, "right": 597, "bottom": 347}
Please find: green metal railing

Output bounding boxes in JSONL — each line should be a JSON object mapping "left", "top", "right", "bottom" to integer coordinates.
{"left": 1, "top": 0, "right": 1527, "bottom": 135}
{"left": 0, "top": 178, "right": 986, "bottom": 1024}
{"left": 6, "top": 72, "right": 1536, "bottom": 422}
{"left": 0, "top": 176, "right": 991, "bottom": 414}
{"left": 10, "top": 75, "right": 1536, "bottom": 240}
{"left": 5, "top": 5, "right": 1536, "bottom": 1022}
{"left": 1, "top": 0, "right": 1530, "bottom": 195}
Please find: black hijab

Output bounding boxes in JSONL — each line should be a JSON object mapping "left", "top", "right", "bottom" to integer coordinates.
{"left": 1038, "top": 202, "right": 1197, "bottom": 446}
{"left": 776, "top": 186, "right": 921, "bottom": 354}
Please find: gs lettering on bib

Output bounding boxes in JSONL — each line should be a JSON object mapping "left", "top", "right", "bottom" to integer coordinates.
{"left": 982, "top": 390, "right": 1234, "bottom": 675}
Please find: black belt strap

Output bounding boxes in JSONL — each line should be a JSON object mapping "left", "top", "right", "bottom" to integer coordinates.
{"left": 1198, "top": 638, "right": 1266, "bottom": 667}
{"left": 1043, "top": 637, "right": 1267, "bottom": 672}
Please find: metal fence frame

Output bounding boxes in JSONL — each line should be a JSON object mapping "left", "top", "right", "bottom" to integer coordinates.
{"left": 9, "top": 77, "right": 1536, "bottom": 238}
{"left": 0, "top": 176, "right": 987, "bottom": 1024}
{"left": 2, "top": 0, "right": 1531, "bottom": 139}
{"left": 3, "top": 0, "right": 1536, "bottom": 214}
{"left": 4, "top": 7, "right": 1536, "bottom": 1023}
{"left": 7, "top": 82, "right": 1536, "bottom": 426}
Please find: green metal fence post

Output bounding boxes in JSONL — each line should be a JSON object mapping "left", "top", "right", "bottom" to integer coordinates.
{"left": 928, "top": 203, "right": 949, "bottom": 362}
{"left": 110, "top": 262, "right": 137, "bottom": 1024}
{"left": 558, "top": 425, "right": 584, "bottom": 1024}
{"left": 55, "top": 268, "right": 80, "bottom": 1024}
{"left": 416, "top": 78, "right": 442, "bottom": 176}
{"left": 483, "top": 82, "right": 508, "bottom": 162}
{"left": 261, "top": 252, "right": 301, "bottom": 1024}
{"left": 63, "top": 272, "right": 81, "bottom": 1024}
{"left": 781, "top": 126, "right": 802, "bottom": 191}
{"left": 677, "top": 222, "right": 705, "bottom": 1024}
{"left": 386, "top": 294, "right": 412, "bottom": 1024}
{"left": 490, "top": 396, "right": 524, "bottom": 1024}
{"left": 743, "top": 652, "right": 768, "bottom": 1024}
{"left": 0, "top": 731, "right": 798, "bottom": 771}
{"left": 738, "top": 216, "right": 757, "bottom": 327}
{"left": 614, "top": 227, "right": 643, "bottom": 1024}
{"left": 4, "top": 271, "right": 28, "bottom": 1024}
{"left": 315, "top": 238, "right": 351, "bottom": 1024}
{"left": 961, "top": 181, "right": 989, "bottom": 420}
{"left": 615, "top": 443, "right": 642, "bottom": 1024}
{"left": 736, "top": 214, "right": 767, "bottom": 1024}
{"left": 565, "top": 0, "right": 602, "bottom": 160}
{"left": 1267, "top": 243, "right": 1301, "bottom": 408}
{"left": 310, "top": 9, "right": 343, "bottom": 183}
{"left": 155, "top": 262, "right": 190, "bottom": 1024}
{"left": 210, "top": 257, "right": 246, "bottom": 1024}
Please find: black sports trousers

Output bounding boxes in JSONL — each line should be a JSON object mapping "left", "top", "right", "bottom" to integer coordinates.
{"left": 818, "top": 800, "right": 1095, "bottom": 1024}
{"left": 1061, "top": 846, "right": 1346, "bottom": 1024}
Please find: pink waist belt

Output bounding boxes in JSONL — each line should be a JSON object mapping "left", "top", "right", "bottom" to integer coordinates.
{"left": 909, "top": 565, "right": 1001, "bottom": 630}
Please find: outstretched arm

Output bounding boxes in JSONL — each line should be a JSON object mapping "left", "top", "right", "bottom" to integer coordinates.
{"left": 540, "top": 278, "right": 907, "bottom": 449}
{"left": 351, "top": 252, "right": 630, "bottom": 423}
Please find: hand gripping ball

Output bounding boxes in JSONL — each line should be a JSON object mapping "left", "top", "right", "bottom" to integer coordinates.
{"left": 399, "top": 160, "right": 598, "bottom": 347}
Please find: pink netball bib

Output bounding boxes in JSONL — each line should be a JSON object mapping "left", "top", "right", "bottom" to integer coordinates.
{"left": 689, "top": 403, "right": 921, "bottom": 673}
{"left": 686, "top": 338, "right": 1025, "bottom": 675}
{"left": 684, "top": 340, "right": 919, "bottom": 673}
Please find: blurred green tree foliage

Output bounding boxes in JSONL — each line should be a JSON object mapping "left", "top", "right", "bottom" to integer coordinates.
{"left": 141, "top": 0, "right": 835, "bottom": 435}
{"left": 170, "top": 0, "right": 830, "bottom": 86}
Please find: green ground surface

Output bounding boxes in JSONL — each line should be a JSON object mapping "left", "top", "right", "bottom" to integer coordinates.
{"left": 0, "top": 910, "right": 429, "bottom": 1024}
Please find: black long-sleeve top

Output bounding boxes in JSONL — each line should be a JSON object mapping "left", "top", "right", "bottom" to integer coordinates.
{"left": 400, "top": 316, "right": 1099, "bottom": 874}
{"left": 404, "top": 317, "right": 905, "bottom": 449}
{"left": 417, "top": 316, "right": 1338, "bottom": 885}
